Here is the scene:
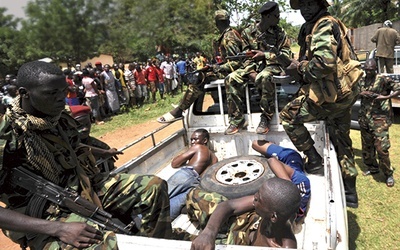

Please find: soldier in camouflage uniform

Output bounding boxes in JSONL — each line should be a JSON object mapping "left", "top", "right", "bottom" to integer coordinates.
{"left": 187, "top": 177, "right": 301, "bottom": 249}
{"left": 157, "top": 9, "right": 245, "bottom": 123}
{"left": 0, "top": 61, "right": 172, "bottom": 249}
{"left": 358, "top": 59, "right": 400, "bottom": 187}
{"left": 224, "top": 2, "right": 291, "bottom": 135}
{"left": 280, "top": 0, "right": 362, "bottom": 208}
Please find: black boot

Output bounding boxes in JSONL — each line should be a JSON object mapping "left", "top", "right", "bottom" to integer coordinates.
{"left": 343, "top": 176, "right": 358, "bottom": 208}
{"left": 304, "top": 146, "right": 324, "bottom": 175}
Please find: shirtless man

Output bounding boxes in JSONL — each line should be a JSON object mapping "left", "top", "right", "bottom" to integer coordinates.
{"left": 167, "top": 129, "right": 218, "bottom": 219}
{"left": 189, "top": 177, "right": 301, "bottom": 249}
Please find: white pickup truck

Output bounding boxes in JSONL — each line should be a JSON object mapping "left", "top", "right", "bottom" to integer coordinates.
{"left": 110, "top": 78, "right": 349, "bottom": 250}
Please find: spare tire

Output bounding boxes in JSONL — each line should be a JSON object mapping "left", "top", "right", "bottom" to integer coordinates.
{"left": 200, "top": 155, "right": 275, "bottom": 199}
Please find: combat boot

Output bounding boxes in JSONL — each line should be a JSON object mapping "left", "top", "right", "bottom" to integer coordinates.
{"left": 343, "top": 176, "right": 358, "bottom": 208}
{"left": 304, "top": 146, "right": 324, "bottom": 175}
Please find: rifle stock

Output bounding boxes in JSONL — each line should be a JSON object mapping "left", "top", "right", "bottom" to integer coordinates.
{"left": 11, "top": 167, "right": 133, "bottom": 235}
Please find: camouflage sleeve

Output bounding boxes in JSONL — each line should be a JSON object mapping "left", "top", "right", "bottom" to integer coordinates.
{"left": 240, "top": 26, "right": 254, "bottom": 51}
{"left": 219, "top": 29, "right": 245, "bottom": 72}
{"left": 388, "top": 77, "right": 400, "bottom": 92}
{"left": 278, "top": 29, "right": 291, "bottom": 59}
{"left": 357, "top": 78, "right": 365, "bottom": 93}
{"left": 263, "top": 28, "right": 291, "bottom": 65}
{"left": 303, "top": 18, "right": 338, "bottom": 81}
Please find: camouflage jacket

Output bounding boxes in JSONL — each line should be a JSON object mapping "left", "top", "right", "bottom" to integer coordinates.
{"left": 216, "top": 27, "right": 247, "bottom": 73}
{"left": 0, "top": 112, "right": 86, "bottom": 204}
{"left": 241, "top": 22, "right": 291, "bottom": 66}
{"left": 299, "top": 16, "right": 362, "bottom": 105}
{"left": 358, "top": 74, "right": 400, "bottom": 123}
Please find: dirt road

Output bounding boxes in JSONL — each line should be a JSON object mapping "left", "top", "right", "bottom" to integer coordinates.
{"left": 0, "top": 119, "right": 184, "bottom": 249}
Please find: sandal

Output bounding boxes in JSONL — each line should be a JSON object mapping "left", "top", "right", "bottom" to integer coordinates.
{"left": 157, "top": 112, "right": 182, "bottom": 124}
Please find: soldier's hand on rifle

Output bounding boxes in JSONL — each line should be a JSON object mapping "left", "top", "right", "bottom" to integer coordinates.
{"left": 212, "top": 64, "right": 220, "bottom": 73}
{"left": 56, "top": 222, "right": 103, "bottom": 248}
{"left": 360, "top": 91, "right": 379, "bottom": 99}
{"left": 285, "top": 60, "right": 303, "bottom": 82}
{"left": 104, "top": 148, "right": 124, "bottom": 161}
{"left": 250, "top": 50, "right": 265, "bottom": 62}
{"left": 90, "top": 146, "right": 123, "bottom": 161}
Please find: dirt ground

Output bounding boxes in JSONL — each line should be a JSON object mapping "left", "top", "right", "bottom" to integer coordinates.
{"left": 0, "top": 119, "right": 184, "bottom": 249}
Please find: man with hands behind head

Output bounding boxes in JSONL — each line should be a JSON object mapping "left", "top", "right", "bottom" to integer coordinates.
{"left": 167, "top": 129, "right": 218, "bottom": 220}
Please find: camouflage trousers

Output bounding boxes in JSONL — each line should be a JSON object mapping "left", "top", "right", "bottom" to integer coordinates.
{"left": 178, "top": 73, "right": 219, "bottom": 111}
{"left": 359, "top": 115, "right": 393, "bottom": 176}
{"left": 185, "top": 188, "right": 260, "bottom": 245}
{"left": 36, "top": 173, "right": 172, "bottom": 250}
{"left": 225, "top": 64, "right": 281, "bottom": 126}
{"left": 254, "top": 65, "right": 282, "bottom": 122}
{"left": 279, "top": 92, "right": 358, "bottom": 178}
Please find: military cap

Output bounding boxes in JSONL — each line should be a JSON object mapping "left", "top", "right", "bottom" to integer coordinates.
{"left": 290, "top": 0, "right": 330, "bottom": 10}
{"left": 215, "top": 9, "right": 230, "bottom": 21}
{"left": 259, "top": 2, "right": 278, "bottom": 15}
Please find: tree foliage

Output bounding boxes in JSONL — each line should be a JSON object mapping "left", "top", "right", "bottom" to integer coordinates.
{"left": 4, "top": 0, "right": 400, "bottom": 75}
{"left": 21, "top": 0, "right": 113, "bottom": 65}
{"left": 106, "top": 0, "right": 217, "bottom": 62}
{"left": 331, "top": 0, "right": 400, "bottom": 28}
{"left": 0, "top": 8, "right": 23, "bottom": 77}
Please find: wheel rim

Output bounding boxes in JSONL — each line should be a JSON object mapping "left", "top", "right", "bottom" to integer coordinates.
{"left": 215, "top": 159, "right": 265, "bottom": 185}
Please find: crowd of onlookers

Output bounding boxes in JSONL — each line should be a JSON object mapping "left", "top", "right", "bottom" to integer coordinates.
{"left": 0, "top": 52, "right": 212, "bottom": 124}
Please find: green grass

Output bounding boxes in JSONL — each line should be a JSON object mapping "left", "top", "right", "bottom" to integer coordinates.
{"left": 90, "top": 92, "right": 185, "bottom": 138}
{"left": 348, "top": 112, "right": 400, "bottom": 250}
{"left": 91, "top": 89, "right": 400, "bottom": 250}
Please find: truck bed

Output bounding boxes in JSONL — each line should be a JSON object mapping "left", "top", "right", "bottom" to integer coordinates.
{"left": 112, "top": 79, "right": 348, "bottom": 249}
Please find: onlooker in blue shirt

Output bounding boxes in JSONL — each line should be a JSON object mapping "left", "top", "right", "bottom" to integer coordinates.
{"left": 176, "top": 57, "right": 187, "bottom": 89}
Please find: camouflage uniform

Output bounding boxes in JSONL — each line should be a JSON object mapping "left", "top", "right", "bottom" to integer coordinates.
{"left": 185, "top": 188, "right": 261, "bottom": 245}
{"left": 358, "top": 75, "right": 400, "bottom": 176}
{"left": 0, "top": 108, "right": 172, "bottom": 249}
{"left": 279, "top": 16, "right": 360, "bottom": 178}
{"left": 178, "top": 27, "right": 244, "bottom": 110}
{"left": 225, "top": 22, "right": 291, "bottom": 126}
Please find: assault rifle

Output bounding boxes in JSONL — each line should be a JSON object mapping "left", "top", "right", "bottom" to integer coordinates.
{"left": 362, "top": 91, "right": 379, "bottom": 99}
{"left": 263, "top": 44, "right": 293, "bottom": 68}
{"left": 10, "top": 166, "right": 134, "bottom": 235}
{"left": 225, "top": 51, "right": 256, "bottom": 61}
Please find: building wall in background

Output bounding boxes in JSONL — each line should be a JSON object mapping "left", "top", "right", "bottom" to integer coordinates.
{"left": 353, "top": 21, "right": 400, "bottom": 52}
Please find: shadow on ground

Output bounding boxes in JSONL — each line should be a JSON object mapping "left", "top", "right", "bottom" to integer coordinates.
{"left": 347, "top": 210, "right": 360, "bottom": 250}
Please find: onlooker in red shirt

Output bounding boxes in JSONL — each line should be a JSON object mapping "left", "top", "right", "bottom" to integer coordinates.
{"left": 145, "top": 60, "right": 158, "bottom": 103}
{"left": 64, "top": 69, "right": 79, "bottom": 106}
{"left": 155, "top": 62, "right": 165, "bottom": 100}
{"left": 134, "top": 64, "right": 147, "bottom": 107}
